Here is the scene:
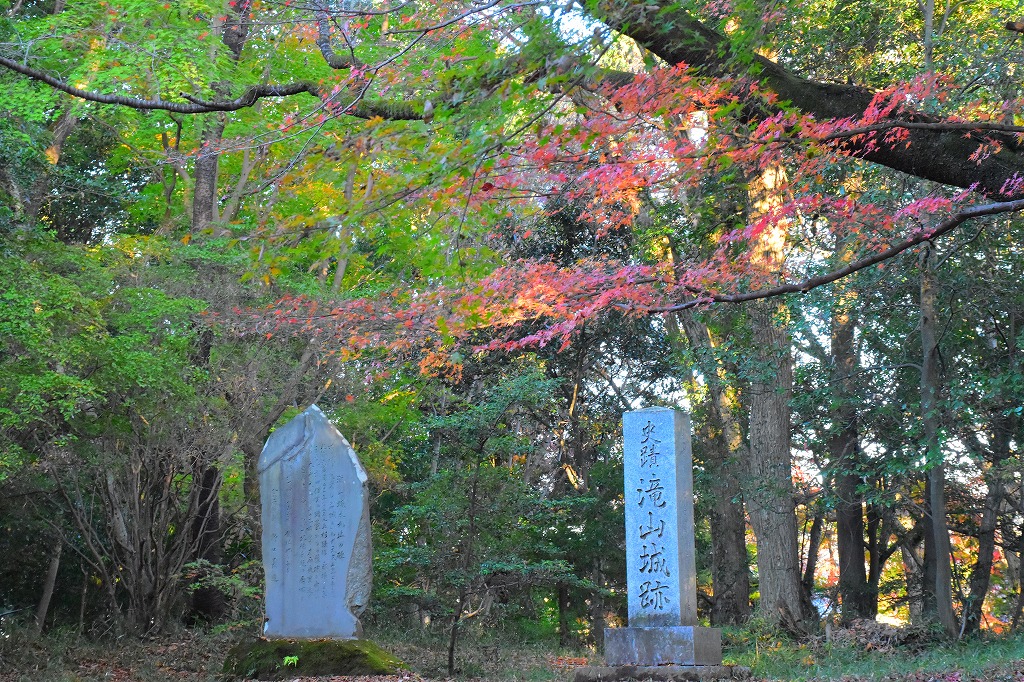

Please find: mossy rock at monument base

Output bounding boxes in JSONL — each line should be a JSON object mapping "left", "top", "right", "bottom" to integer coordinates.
{"left": 223, "top": 638, "right": 406, "bottom": 680}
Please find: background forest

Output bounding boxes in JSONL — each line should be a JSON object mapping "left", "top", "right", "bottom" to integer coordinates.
{"left": 1, "top": 0, "right": 1023, "bottom": 676}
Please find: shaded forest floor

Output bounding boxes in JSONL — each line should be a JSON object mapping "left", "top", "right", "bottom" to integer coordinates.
{"left": 0, "top": 622, "right": 1022, "bottom": 682}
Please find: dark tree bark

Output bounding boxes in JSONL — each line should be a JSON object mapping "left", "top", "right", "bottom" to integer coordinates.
{"left": 189, "top": 465, "right": 226, "bottom": 621}
{"left": 902, "top": 535, "right": 926, "bottom": 624}
{"left": 962, "top": 412, "right": 1015, "bottom": 635}
{"left": 557, "top": 582, "right": 572, "bottom": 647}
{"left": 188, "top": 327, "right": 226, "bottom": 622}
{"left": 191, "top": 115, "right": 226, "bottom": 233}
{"left": 829, "top": 288, "right": 875, "bottom": 621}
{"left": 801, "top": 504, "right": 823, "bottom": 604}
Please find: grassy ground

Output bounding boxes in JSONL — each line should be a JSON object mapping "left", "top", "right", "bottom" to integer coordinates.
{"left": 724, "top": 621, "right": 1024, "bottom": 682}
{"left": 0, "top": 621, "right": 1021, "bottom": 682}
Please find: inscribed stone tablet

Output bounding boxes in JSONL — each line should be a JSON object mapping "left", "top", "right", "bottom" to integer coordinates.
{"left": 259, "top": 404, "right": 372, "bottom": 639}
{"left": 622, "top": 407, "right": 697, "bottom": 627}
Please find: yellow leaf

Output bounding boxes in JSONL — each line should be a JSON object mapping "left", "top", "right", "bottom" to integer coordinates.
{"left": 181, "top": 233, "right": 192, "bottom": 244}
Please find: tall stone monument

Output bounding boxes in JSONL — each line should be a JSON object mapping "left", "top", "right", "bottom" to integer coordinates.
{"left": 604, "top": 407, "right": 722, "bottom": 667}
{"left": 258, "top": 404, "right": 372, "bottom": 639}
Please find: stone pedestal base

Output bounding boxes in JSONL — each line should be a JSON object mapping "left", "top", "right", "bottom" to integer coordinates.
{"left": 574, "top": 665, "right": 750, "bottom": 682}
{"left": 604, "top": 626, "right": 722, "bottom": 666}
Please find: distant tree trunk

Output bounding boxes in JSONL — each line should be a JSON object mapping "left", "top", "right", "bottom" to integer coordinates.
{"left": 183, "top": 326, "right": 225, "bottom": 620}
{"left": 829, "top": 289, "right": 875, "bottom": 621}
{"left": 801, "top": 504, "right": 823, "bottom": 604}
{"left": 34, "top": 538, "right": 62, "bottom": 635}
{"left": 190, "top": 465, "right": 226, "bottom": 621}
{"left": 448, "top": 460, "right": 481, "bottom": 675}
{"left": 919, "top": 243, "right": 957, "bottom": 637}
{"left": 191, "top": 111, "right": 228, "bottom": 233}
{"left": 705, "top": 430, "right": 752, "bottom": 626}
{"left": 962, "top": 412, "right": 1014, "bottom": 635}
{"left": 865, "top": 492, "right": 884, "bottom": 600}
{"left": 557, "top": 582, "right": 572, "bottom": 647}
{"left": 590, "top": 558, "right": 606, "bottom": 649}
{"left": 901, "top": 538, "right": 925, "bottom": 624}
{"left": 963, "top": 474, "right": 1001, "bottom": 635}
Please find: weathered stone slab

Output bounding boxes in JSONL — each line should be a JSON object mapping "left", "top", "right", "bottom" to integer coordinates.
{"left": 259, "top": 404, "right": 372, "bottom": 639}
{"left": 604, "top": 626, "right": 722, "bottom": 666}
{"left": 574, "top": 664, "right": 750, "bottom": 682}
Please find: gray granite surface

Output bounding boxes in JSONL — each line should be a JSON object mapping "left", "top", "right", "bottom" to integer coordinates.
{"left": 604, "top": 626, "right": 722, "bottom": 666}
{"left": 259, "top": 404, "right": 371, "bottom": 639}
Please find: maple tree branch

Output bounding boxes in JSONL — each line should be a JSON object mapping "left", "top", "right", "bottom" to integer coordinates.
{"left": 820, "top": 120, "right": 1024, "bottom": 140}
{"left": 0, "top": 55, "right": 323, "bottom": 112}
{"left": 644, "top": 198, "right": 1024, "bottom": 312}
{"left": 315, "top": 2, "right": 364, "bottom": 69}
{"left": 0, "top": 55, "right": 423, "bottom": 119}
{"left": 594, "top": 1, "right": 1024, "bottom": 199}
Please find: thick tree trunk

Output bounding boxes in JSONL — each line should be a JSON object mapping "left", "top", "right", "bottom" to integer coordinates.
{"left": 190, "top": 0, "right": 252, "bottom": 233}
{"left": 736, "top": 166, "right": 813, "bottom": 631}
{"left": 745, "top": 300, "right": 813, "bottom": 631}
{"left": 919, "top": 244, "right": 957, "bottom": 637}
